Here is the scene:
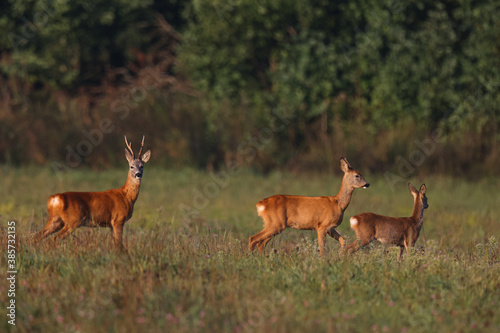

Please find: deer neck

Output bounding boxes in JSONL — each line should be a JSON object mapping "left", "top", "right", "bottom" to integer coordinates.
{"left": 411, "top": 198, "right": 425, "bottom": 228}
{"left": 122, "top": 176, "right": 142, "bottom": 204}
{"left": 336, "top": 179, "right": 355, "bottom": 211}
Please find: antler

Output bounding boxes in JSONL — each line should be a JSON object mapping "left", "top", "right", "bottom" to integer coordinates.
{"left": 124, "top": 135, "right": 134, "bottom": 159}
{"left": 137, "top": 135, "right": 145, "bottom": 157}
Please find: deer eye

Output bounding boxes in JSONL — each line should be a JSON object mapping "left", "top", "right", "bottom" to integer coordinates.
{"left": 130, "top": 166, "right": 134, "bottom": 169}
{"left": 355, "top": 175, "right": 359, "bottom": 178}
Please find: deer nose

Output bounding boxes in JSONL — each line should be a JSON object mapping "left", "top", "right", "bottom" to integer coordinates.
{"left": 135, "top": 172, "right": 143, "bottom": 178}
{"left": 363, "top": 183, "right": 370, "bottom": 189}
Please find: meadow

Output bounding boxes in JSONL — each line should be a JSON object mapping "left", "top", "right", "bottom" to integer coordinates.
{"left": 1, "top": 166, "right": 499, "bottom": 332}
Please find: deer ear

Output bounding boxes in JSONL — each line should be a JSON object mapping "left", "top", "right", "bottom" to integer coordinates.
{"left": 141, "top": 150, "right": 151, "bottom": 163}
{"left": 419, "top": 184, "right": 426, "bottom": 195}
{"left": 125, "top": 149, "right": 134, "bottom": 163}
{"left": 408, "top": 183, "right": 418, "bottom": 194}
{"left": 340, "top": 157, "right": 351, "bottom": 172}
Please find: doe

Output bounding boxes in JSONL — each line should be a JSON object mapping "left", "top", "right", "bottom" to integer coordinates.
{"left": 32, "top": 136, "right": 151, "bottom": 250}
{"left": 249, "top": 157, "right": 370, "bottom": 256}
{"left": 346, "top": 183, "right": 428, "bottom": 260}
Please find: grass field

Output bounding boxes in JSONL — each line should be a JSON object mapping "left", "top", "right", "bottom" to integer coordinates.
{"left": 1, "top": 166, "right": 499, "bottom": 332}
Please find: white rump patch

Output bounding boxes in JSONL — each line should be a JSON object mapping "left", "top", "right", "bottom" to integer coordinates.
{"left": 49, "top": 195, "right": 62, "bottom": 207}
{"left": 257, "top": 204, "right": 266, "bottom": 213}
{"left": 350, "top": 217, "right": 358, "bottom": 227}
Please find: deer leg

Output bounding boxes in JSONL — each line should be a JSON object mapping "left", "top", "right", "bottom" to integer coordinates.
{"left": 250, "top": 214, "right": 283, "bottom": 252}
{"left": 111, "top": 224, "right": 125, "bottom": 251}
{"left": 256, "top": 236, "right": 273, "bottom": 252}
{"left": 317, "top": 229, "right": 328, "bottom": 256}
{"left": 256, "top": 227, "right": 285, "bottom": 252}
{"left": 249, "top": 229, "right": 268, "bottom": 251}
{"left": 345, "top": 240, "right": 359, "bottom": 253}
{"left": 346, "top": 237, "right": 372, "bottom": 254}
{"left": 32, "top": 218, "right": 64, "bottom": 243}
{"left": 251, "top": 227, "right": 284, "bottom": 253}
{"left": 404, "top": 237, "right": 414, "bottom": 257}
{"left": 54, "top": 224, "right": 75, "bottom": 241}
{"left": 398, "top": 246, "right": 404, "bottom": 261}
{"left": 327, "top": 228, "right": 345, "bottom": 248}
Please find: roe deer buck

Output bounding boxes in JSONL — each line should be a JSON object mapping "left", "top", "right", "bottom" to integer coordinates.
{"left": 32, "top": 136, "right": 151, "bottom": 250}
{"left": 249, "top": 157, "right": 370, "bottom": 256}
{"left": 346, "top": 183, "right": 428, "bottom": 261}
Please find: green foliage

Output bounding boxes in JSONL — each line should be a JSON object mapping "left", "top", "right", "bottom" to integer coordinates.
{"left": 1, "top": 0, "right": 500, "bottom": 173}
{"left": 1, "top": 0, "right": 160, "bottom": 88}
{"left": 179, "top": 0, "right": 500, "bottom": 130}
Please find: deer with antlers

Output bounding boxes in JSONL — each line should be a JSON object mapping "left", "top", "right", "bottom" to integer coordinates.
{"left": 346, "top": 183, "right": 428, "bottom": 261}
{"left": 32, "top": 136, "right": 151, "bottom": 250}
{"left": 249, "top": 157, "right": 370, "bottom": 256}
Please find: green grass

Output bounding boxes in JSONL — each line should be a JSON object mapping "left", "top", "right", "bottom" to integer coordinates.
{"left": 1, "top": 166, "right": 499, "bottom": 332}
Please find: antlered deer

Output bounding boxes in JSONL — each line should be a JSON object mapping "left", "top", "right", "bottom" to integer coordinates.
{"left": 32, "top": 136, "right": 151, "bottom": 250}
{"left": 346, "top": 183, "right": 428, "bottom": 261}
{"left": 249, "top": 157, "right": 370, "bottom": 255}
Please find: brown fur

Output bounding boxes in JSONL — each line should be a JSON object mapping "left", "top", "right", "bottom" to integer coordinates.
{"left": 249, "top": 157, "right": 370, "bottom": 256}
{"left": 32, "top": 136, "right": 151, "bottom": 250}
{"left": 346, "top": 183, "right": 428, "bottom": 261}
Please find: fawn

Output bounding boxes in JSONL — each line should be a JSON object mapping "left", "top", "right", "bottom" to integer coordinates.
{"left": 346, "top": 183, "right": 428, "bottom": 260}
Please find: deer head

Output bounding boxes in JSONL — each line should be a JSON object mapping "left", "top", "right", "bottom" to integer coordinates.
{"left": 408, "top": 183, "right": 429, "bottom": 209}
{"left": 340, "top": 157, "right": 370, "bottom": 189}
{"left": 124, "top": 135, "right": 151, "bottom": 182}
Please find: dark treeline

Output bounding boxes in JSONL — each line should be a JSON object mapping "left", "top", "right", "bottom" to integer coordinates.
{"left": 1, "top": 0, "right": 499, "bottom": 176}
